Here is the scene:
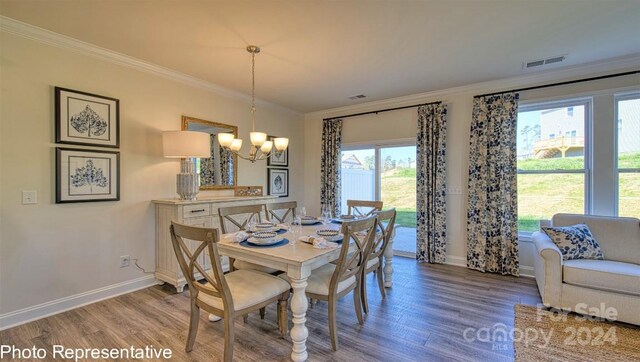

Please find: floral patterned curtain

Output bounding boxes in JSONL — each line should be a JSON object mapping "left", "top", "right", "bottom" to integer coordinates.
{"left": 321, "top": 118, "right": 343, "bottom": 216}
{"left": 416, "top": 103, "right": 448, "bottom": 263}
{"left": 467, "top": 93, "right": 520, "bottom": 276}
{"left": 200, "top": 134, "right": 216, "bottom": 186}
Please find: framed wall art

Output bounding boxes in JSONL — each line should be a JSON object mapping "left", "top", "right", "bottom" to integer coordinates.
{"left": 56, "top": 148, "right": 120, "bottom": 203}
{"left": 267, "top": 135, "right": 288, "bottom": 167}
{"left": 267, "top": 168, "right": 288, "bottom": 197}
{"left": 55, "top": 87, "right": 120, "bottom": 148}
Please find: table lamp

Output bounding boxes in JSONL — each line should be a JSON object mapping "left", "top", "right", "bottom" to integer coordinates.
{"left": 162, "top": 130, "right": 210, "bottom": 200}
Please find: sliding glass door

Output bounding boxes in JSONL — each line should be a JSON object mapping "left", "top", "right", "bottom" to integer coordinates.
{"left": 341, "top": 143, "right": 417, "bottom": 256}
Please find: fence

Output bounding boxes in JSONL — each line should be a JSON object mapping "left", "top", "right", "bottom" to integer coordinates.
{"left": 340, "top": 168, "right": 375, "bottom": 212}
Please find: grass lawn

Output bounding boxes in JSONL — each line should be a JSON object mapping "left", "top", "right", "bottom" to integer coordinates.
{"left": 378, "top": 152, "right": 640, "bottom": 232}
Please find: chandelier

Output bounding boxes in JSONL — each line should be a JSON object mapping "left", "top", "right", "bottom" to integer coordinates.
{"left": 217, "top": 45, "right": 289, "bottom": 162}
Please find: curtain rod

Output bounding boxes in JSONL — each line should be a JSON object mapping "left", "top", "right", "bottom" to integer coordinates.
{"left": 474, "top": 70, "right": 640, "bottom": 99}
{"left": 323, "top": 100, "right": 442, "bottom": 121}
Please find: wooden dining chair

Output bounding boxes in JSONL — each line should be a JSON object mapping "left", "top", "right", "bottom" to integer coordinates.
{"left": 281, "top": 216, "right": 377, "bottom": 351}
{"left": 169, "top": 222, "right": 290, "bottom": 362}
{"left": 346, "top": 200, "right": 383, "bottom": 218}
{"left": 218, "top": 205, "right": 279, "bottom": 275}
{"left": 265, "top": 201, "right": 297, "bottom": 224}
{"left": 361, "top": 208, "right": 396, "bottom": 314}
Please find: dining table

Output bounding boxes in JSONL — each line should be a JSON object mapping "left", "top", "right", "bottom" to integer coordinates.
{"left": 217, "top": 220, "right": 395, "bottom": 362}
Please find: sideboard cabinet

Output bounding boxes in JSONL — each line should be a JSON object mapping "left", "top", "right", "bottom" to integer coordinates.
{"left": 153, "top": 196, "right": 278, "bottom": 292}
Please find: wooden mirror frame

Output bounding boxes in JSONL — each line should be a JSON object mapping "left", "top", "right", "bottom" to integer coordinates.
{"left": 181, "top": 115, "right": 239, "bottom": 190}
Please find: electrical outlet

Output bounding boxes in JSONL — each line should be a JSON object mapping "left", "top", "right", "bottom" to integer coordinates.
{"left": 120, "top": 255, "right": 130, "bottom": 268}
{"left": 446, "top": 187, "right": 462, "bottom": 195}
{"left": 22, "top": 191, "right": 37, "bottom": 204}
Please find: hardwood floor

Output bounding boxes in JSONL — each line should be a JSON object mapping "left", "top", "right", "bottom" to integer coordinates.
{"left": 1, "top": 257, "right": 541, "bottom": 361}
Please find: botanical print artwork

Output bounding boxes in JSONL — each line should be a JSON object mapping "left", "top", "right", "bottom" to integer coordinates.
{"left": 268, "top": 168, "right": 288, "bottom": 197}
{"left": 466, "top": 93, "right": 520, "bottom": 277}
{"left": 267, "top": 135, "right": 288, "bottom": 167}
{"left": 56, "top": 87, "right": 120, "bottom": 147}
{"left": 416, "top": 103, "right": 447, "bottom": 264}
{"left": 56, "top": 148, "right": 119, "bottom": 203}
{"left": 69, "top": 158, "right": 110, "bottom": 195}
{"left": 69, "top": 104, "right": 108, "bottom": 139}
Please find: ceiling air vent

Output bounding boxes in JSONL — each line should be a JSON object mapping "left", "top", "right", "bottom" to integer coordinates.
{"left": 348, "top": 94, "right": 366, "bottom": 100}
{"left": 523, "top": 55, "right": 567, "bottom": 69}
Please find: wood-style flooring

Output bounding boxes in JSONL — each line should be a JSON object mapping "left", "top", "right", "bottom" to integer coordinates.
{"left": 1, "top": 257, "right": 541, "bottom": 361}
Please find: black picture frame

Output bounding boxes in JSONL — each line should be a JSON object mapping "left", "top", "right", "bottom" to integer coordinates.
{"left": 266, "top": 135, "right": 288, "bottom": 167}
{"left": 267, "top": 168, "right": 289, "bottom": 197}
{"left": 56, "top": 147, "right": 120, "bottom": 203}
{"left": 55, "top": 87, "right": 120, "bottom": 148}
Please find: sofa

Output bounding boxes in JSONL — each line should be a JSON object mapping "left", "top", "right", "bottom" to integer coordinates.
{"left": 532, "top": 213, "right": 640, "bottom": 325}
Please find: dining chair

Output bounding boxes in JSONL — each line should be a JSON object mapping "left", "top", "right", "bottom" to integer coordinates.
{"left": 218, "top": 204, "right": 279, "bottom": 275}
{"left": 265, "top": 201, "right": 297, "bottom": 224}
{"left": 281, "top": 216, "right": 378, "bottom": 351}
{"left": 346, "top": 200, "right": 383, "bottom": 218}
{"left": 361, "top": 208, "right": 396, "bottom": 314}
{"left": 169, "top": 222, "right": 290, "bottom": 362}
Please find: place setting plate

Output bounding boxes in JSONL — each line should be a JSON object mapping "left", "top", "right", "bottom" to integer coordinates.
{"left": 300, "top": 216, "right": 322, "bottom": 225}
{"left": 249, "top": 222, "right": 288, "bottom": 234}
{"left": 331, "top": 215, "right": 357, "bottom": 224}
{"left": 310, "top": 229, "right": 344, "bottom": 243}
{"left": 241, "top": 231, "right": 290, "bottom": 248}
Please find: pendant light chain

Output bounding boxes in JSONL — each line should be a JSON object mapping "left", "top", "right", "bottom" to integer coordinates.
{"left": 251, "top": 49, "right": 256, "bottom": 132}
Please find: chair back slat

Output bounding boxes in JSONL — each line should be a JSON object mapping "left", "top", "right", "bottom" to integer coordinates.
{"left": 265, "top": 201, "right": 297, "bottom": 223}
{"left": 347, "top": 200, "right": 383, "bottom": 218}
{"left": 331, "top": 216, "right": 377, "bottom": 287}
{"left": 218, "top": 204, "right": 263, "bottom": 233}
{"left": 169, "top": 222, "right": 232, "bottom": 308}
{"left": 369, "top": 208, "right": 397, "bottom": 262}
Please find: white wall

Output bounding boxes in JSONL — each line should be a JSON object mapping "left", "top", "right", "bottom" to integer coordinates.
{"left": 0, "top": 32, "right": 304, "bottom": 323}
{"left": 304, "top": 62, "right": 640, "bottom": 275}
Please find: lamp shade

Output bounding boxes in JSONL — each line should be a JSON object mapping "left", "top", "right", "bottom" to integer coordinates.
{"left": 162, "top": 131, "right": 210, "bottom": 158}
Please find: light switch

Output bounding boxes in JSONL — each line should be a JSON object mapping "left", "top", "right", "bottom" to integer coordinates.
{"left": 22, "top": 191, "right": 37, "bottom": 204}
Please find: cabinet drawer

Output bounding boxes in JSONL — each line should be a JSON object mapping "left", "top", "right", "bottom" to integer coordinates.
{"left": 183, "top": 204, "right": 211, "bottom": 219}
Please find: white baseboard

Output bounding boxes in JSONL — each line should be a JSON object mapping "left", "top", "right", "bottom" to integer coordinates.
{"left": 445, "top": 255, "right": 535, "bottom": 278}
{"left": 0, "top": 275, "right": 159, "bottom": 331}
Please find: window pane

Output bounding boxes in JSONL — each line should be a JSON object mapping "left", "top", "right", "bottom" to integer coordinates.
{"left": 380, "top": 146, "right": 417, "bottom": 254}
{"left": 517, "top": 173, "right": 585, "bottom": 232}
{"left": 617, "top": 97, "right": 640, "bottom": 169}
{"left": 517, "top": 105, "right": 585, "bottom": 171}
{"left": 619, "top": 173, "right": 640, "bottom": 218}
{"left": 340, "top": 149, "right": 375, "bottom": 212}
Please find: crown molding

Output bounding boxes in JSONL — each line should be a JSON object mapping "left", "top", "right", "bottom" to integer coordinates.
{"left": 0, "top": 15, "right": 301, "bottom": 117}
{"left": 305, "top": 54, "right": 640, "bottom": 120}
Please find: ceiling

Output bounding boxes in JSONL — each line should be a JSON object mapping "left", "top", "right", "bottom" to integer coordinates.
{"left": 1, "top": 1, "right": 639, "bottom": 113}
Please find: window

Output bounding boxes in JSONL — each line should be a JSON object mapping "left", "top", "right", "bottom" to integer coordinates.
{"left": 341, "top": 143, "right": 417, "bottom": 255}
{"left": 616, "top": 94, "right": 640, "bottom": 218}
{"left": 517, "top": 100, "right": 589, "bottom": 233}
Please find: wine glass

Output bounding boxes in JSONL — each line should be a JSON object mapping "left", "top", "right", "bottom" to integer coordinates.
{"left": 321, "top": 205, "right": 331, "bottom": 227}
{"left": 290, "top": 216, "right": 302, "bottom": 246}
{"left": 247, "top": 213, "right": 257, "bottom": 232}
{"left": 300, "top": 206, "right": 307, "bottom": 218}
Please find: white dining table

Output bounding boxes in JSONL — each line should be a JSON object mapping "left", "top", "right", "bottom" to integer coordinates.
{"left": 217, "top": 222, "right": 394, "bottom": 361}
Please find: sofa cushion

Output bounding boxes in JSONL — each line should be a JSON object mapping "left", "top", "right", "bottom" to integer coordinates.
{"left": 563, "top": 259, "right": 640, "bottom": 296}
{"left": 542, "top": 224, "right": 604, "bottom": 261}
{"left": 552, "top": 214, "right": 640, "bottom": 264}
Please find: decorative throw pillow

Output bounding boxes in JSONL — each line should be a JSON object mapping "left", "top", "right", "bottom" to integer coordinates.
{"left": 541, "top": 224, "right": 604, "bottom": 261}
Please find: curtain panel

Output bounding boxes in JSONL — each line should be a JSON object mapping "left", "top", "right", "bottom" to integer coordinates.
{"left": 466, "top": 93, "right": 520, "bottom": 276}
{"left": 320, "top": 118, "right": 343, "bottom": 216}
{"left": 416, "top": 103, "right": 448, "bottom": 263}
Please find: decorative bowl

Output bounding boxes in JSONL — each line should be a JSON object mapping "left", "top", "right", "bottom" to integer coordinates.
{"left": 255, "top": 222, "right": 275, "bottom": 230}
{"left": 316, "top": 229, "right": 339, "bottom": 238}
{"left": 252, "top": 231, "right": 278, "bottom": 241}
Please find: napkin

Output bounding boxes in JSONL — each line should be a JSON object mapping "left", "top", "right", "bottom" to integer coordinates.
{"left": 313, "top": 238, "right": 338, "bottom": 249}
{"left": 277, "top": 224, "right": 288, "bottom": 230}
{"left": 235, "top": 231, "right": 249, "bottom": 242}
{"left": 298, "top": 235, "right": 338, "bottom": 249}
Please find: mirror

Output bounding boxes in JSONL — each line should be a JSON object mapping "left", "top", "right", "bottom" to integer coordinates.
{"left": 181, "top": 116, "right": 238, "bottom": 190}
